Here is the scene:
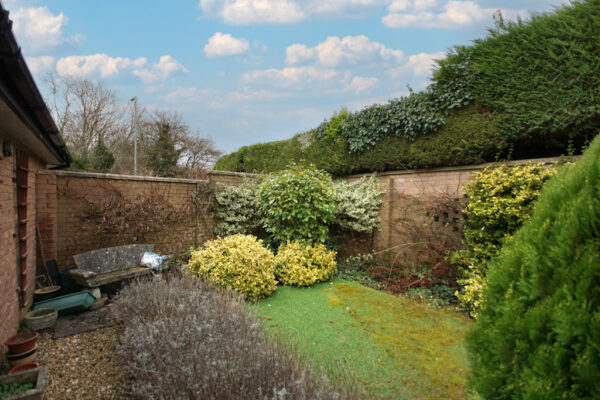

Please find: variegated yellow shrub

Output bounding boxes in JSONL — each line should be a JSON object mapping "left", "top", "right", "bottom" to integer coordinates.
{"left": 455, "top": 271, "right": 485, "bottom": 319}
{"left": 274, "top": 242, "right": 337, "bottom": 287}
{"left": 187, "top": 234, "right": 277, "bottom": 301}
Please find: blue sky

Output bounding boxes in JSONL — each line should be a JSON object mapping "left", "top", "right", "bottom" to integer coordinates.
{"left": 3, "top": 0, "right": 565, "bottom": 153}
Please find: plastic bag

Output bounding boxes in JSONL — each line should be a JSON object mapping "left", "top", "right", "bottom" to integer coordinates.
{"left": 140, "top": 252, "right": 165, "bottom": 273}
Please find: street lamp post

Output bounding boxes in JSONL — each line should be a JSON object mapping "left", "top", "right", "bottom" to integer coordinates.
{"left": 130, "top": 96, "right": 138, "bottom": 175}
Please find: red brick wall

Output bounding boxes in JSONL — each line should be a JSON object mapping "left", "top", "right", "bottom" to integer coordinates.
{"left": 53, "top": 171, "right": 215, "bottom": 268}
{"left": 0, "top": 141, "right": 43, "bottom": 354}
{"left": 208, "top": 170, "right": 258, "bottom": 190}
{"left": 347, "top": 156, "right": 564, "bottom": 269}
{"left": 37, "top": 172, "right": 57, "bottom": 263}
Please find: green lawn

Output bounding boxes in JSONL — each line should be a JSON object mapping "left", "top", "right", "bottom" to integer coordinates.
{"left": 255, "top": 279, "right": 474, "bottom": 399}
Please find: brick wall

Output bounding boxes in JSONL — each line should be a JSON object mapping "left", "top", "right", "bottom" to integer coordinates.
{"left": 32, "top": 170, "right": 257, "bottom": 270}
{"left": 347, "top": 156, "right": 564, "bottom": 269}
{"left": 40, "top": 159, "right": 562, "bottom": 276}
{"left": 51, "top": 171, "right": 214, "bottom": 268}
{"left": 37, "top": 172, "right": 57, "bottom": 263}
{"left": 0, "top": 140, "right": 43, "bottom": 354}
{"left": 208, "top": 170, "right": 258, "bottom": 190}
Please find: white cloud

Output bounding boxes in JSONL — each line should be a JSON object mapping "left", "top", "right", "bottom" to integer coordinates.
{"left": 242, "top": 66, "right": 351, "bottom": 89}
{"left": 388, "top": 0, "right": 438, "bottom": 12}
{"left": 56, "top": 54, "right": 147, "bottom": 78}
{"left": 55, "top": 54, "right": 186, "bottom": 83}
{"left": 198, "top": 0, "right": 391, "bottom": 24}
{"left": 200, "top": 0, "right": 305, "bottom": 25}
{"left": 349, "top": 76, "right": 379, "bottom": 94}
{"left": 10, "top": 6, "right": 84, "bottom": 53}
{"left": 307, "top": 0, "right": 386, "bottom": 16}
{"left": 26, "top": 56, "right": 55, "bottom": 74}
{"left": 204, "top": 32, "right": 250, "bottom": 57}
{"left": 387, "top": 51, "right": 445, "bottom": 78}
{"left": 382, "top": 1, "right": 526, "bottom": 29}
{"left": 240, "top": 65, "right": 379, "bottom": 96}
{"left": 165, "top": 87, "right": 200, "bottom": 101}
{"left": 286, "top": 35, "right": 404, "bottom": 67}
{"left": 133, "top": 55, "right": 188, "bottom": 83}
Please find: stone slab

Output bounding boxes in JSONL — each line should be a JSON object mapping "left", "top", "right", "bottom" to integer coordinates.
{"left": 65, "top": 267, "right": 152, "bottom": 288}
{"left": 53, "top": 305, "right": 116, "bottom": 338}
{"left": 73, "top": 244, "right": 153, "bottom": 274}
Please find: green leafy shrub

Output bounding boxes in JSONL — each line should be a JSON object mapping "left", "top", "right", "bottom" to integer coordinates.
{"left": 187, "top": 234, "right": 276, "bottom": 301}
{"left": 274, "top": 241, "right": 337, "bottom": 287}
{"left": 467, "top": 134, "right": 600, "bottom": 399}
{"left": 455, "top": 163, "right": 556, "bottom": 317}
{"left": 333, "top": 176, "right": 384, "bottom": 233}
{"left": 90, "top": 136, "right": 115, "bottom": 172}
{"left": 315, "top": 109, "right": 348, "bottom": 140}
{"left": 257, "top": 163, "right": 336, "bottom": 244}
{"left": 0, "top": 382, "right": 35, "bottom": 397}
{"left": 213, "top": 180, "right": 261, "bottom": 237}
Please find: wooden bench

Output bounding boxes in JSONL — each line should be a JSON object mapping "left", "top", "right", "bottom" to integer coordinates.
{"left": 63, "top": 244, "right": 154, "bottom": 288}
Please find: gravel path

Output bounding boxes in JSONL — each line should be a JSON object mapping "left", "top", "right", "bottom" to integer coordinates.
{"left": 37, "top": 326, "right": 131, "bottom": 400}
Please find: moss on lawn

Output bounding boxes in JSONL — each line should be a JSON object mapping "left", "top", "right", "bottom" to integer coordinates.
{"left": 255, "top": 279, "right": 474, "bottom": 399}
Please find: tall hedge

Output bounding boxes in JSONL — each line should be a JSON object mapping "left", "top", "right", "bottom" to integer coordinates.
{"left": 467, "top": 135, "right": 600, "bottom": 399}
{"left": 437, "top": 0, "right": 600, "bottom": 143}
{"left": 216, "top": 0, "right": 599, "bottom": 175}
{"left": 215, "top": 107, "right": 506, "bottom": 176}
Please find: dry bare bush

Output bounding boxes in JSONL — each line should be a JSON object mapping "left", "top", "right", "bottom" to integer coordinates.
{"left": 113, "top": 277, "right": 359, "bottom": 400}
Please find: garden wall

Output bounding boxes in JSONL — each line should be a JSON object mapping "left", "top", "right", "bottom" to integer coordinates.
{"left": 347, "top": 156, "right": 564, "bottom": 271}
{"left": 36, "top": 158, "right": 562, "bottom": 274}
{"left": 37, "top": 170, "right": 254, "bottom": 269}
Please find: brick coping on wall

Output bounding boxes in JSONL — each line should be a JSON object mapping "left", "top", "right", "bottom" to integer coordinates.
{"left": 39, "top": 170, "right": 209, "bottom": 184}
{"left": 38, "top": 169, "right": 258, "bottom": 183}
{"left": 209, "top": 170, "right": 259, "bottom": 178}
{"left": 347, "top": 155, "right": 580, "bottom": 179}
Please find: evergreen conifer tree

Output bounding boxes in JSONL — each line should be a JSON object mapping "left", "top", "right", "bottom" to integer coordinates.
{"left": 146, "top": 123, "right": 180, "bottom": 177}
{"left": 90, "top": 136, "right": 115, "bottom": 172}
{"left": 468, "top": 134, "right": 600, "bottom": 399}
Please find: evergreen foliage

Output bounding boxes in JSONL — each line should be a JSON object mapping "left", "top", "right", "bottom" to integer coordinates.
{"left": 213, "top": 180, "right": 262, "bottom": 237}
{"left": 90, "top": 136, "right": 115, "bottom": 172}
{"left": 215, "top": 1, "right": 600, "bottom": 174}
{"left": 274, "top": 241, "right": 337, "bottom": 287}
{"left": 188, "top": 234, "right": 277, "bottom": 301}
{"left": 211, "top": 167, "right": 385, "bottom": 244}
{"left": 333, "top": 176, "right": 384, "bottom": 233}
{"left": 145, "top": 123, "right": 180, "bottom": 177}
{"left": 467, "top": 134, "right": 600, "bottom": 399}
{"left": 437, "top": 0, "right": 600, "bottom": 144}
{"left": 215, "top": 107, "right": 506, "bottom": 176}
{"left": 257, "top": 163, "right": 337, "bottom": 244}
{"left": 454, "top": 163, "right": 556, "bottom": 316}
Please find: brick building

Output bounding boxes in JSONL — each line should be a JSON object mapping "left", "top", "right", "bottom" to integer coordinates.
{"left": 0, "top": 5, "right": 71, "bottom": 351}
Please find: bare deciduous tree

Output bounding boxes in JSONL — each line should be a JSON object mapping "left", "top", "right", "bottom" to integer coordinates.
{"left": 43, "top": 74, "right": 221, "bottom": 177}
{"left": 44, "top": 74, "right": 127, "bottom": 162}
